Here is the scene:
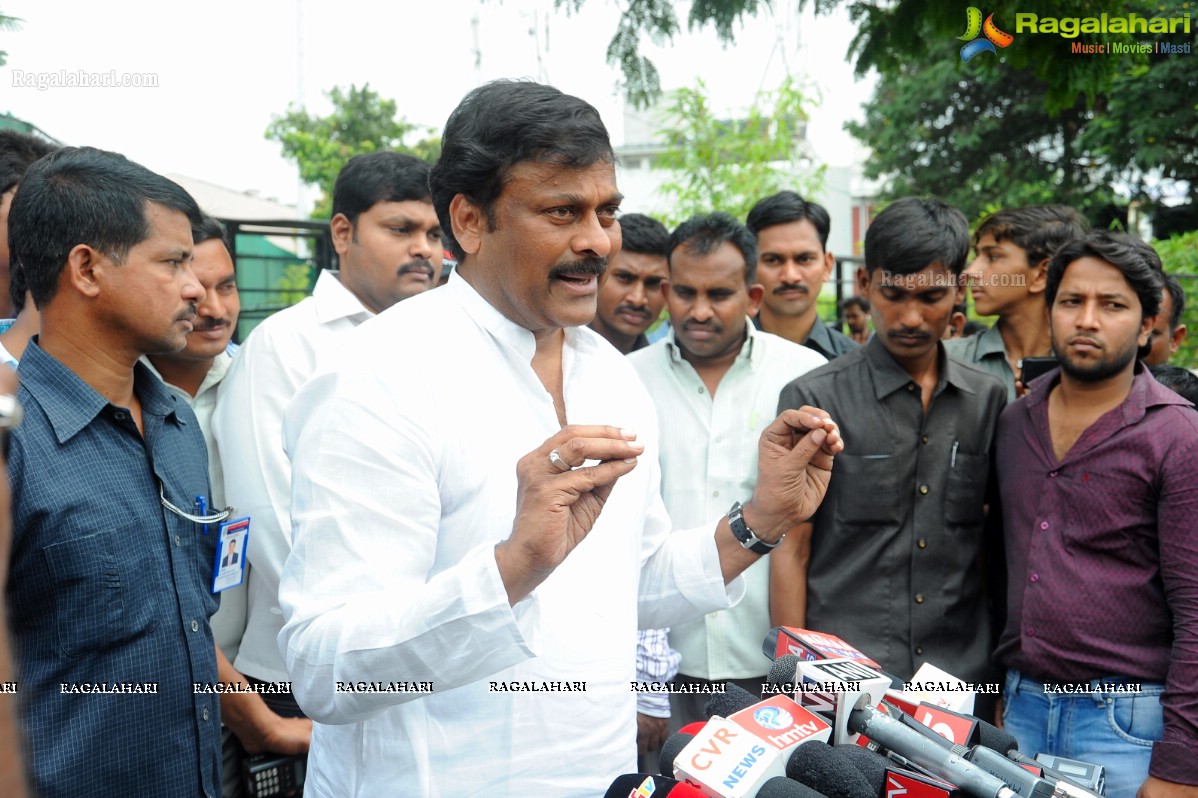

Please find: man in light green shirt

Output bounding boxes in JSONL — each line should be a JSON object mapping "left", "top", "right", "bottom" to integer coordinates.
{"left": 629, "top": 212, "right": 825, "bottom": 728}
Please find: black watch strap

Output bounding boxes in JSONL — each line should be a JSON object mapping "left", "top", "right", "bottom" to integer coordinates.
{"left": 727, "top": 501, "right": 780, "bottom": 555}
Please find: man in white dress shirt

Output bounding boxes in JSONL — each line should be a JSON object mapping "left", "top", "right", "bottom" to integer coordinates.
{"left": 146, "top": 215, "right": 310, "bottom": 797}
{"left": 630, "top": 212, "right": 826, "bottom": 731}
{"left": 212, "top": 152, "right": 442, "bottom": 712}
{"left": 278, "top": 80, "right": 842, "bottom": 797}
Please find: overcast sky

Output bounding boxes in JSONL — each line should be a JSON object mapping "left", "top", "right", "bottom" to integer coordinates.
{"left": 1, "top": 0, "right": 874, "bottom": 212}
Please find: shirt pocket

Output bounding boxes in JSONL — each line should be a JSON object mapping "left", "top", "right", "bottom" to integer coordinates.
{"left": 833, "top": 454, "right": 901, "bottom": 525}
{"left": 945, "top": 452, "right": 988, "bottom": 527}
{"left": 42, "top": 528, "right": 161, "bottom": 658}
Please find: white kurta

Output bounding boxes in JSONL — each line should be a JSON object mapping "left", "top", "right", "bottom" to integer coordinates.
{"left": 212, "top": 271, "right": 373, "bottom": 681}
{"left": 278, "top": 273, "right": 743, "bottom": 797}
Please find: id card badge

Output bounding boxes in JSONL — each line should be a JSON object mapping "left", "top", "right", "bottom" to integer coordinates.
{"left": 213, "top": 517, "right": 250, "bottom": 593}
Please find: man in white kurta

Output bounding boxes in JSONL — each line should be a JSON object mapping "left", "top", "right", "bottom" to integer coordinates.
{"left": 277, "top": 80, "right": 841, "bottom": 798}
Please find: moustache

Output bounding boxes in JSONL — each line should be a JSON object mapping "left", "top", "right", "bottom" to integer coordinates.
{"left": 192, "top": 319, "right": 229, "bottom": 333}
{"left": 549, "top": 257, "right": 608, "bottom": 280}
{"left": 683, "top": 320, "right": 723, "bottom": 334}
{"left": 398, "top": 259, "right": 435, "bottom": 278}
{"left": 888, "top": 329, "right": 930, "bottom": 340}
{"left": 774, "top": 283, "right": 809, "bottom": 295}
{"left": 176, "top": 304, "right": 197, "bottom": 322}
{"left": 614, "top": 302, "right": 650, "bottom": 316}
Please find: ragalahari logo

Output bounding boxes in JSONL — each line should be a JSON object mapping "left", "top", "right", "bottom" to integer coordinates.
{"left": 959, "top": 7, "right": 1015, "bottom": 61}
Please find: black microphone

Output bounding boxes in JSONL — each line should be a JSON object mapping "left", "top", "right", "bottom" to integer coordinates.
{"left": 659, "top": 732, "right": 694, "bottom": 776}
{"left": 705, "top": 683, "right": 761, "bottom": 718}
{"left": 784, "top": 741, "right": 877, "bottom": 798}
{"left": 835, "top": 743, "right": 955, "bottom": 798}
{"left": 604, "top": 773, "right": 707, "bottom": 797}
{"left": 757, "top": 775, "right": 832, "bottom": 798}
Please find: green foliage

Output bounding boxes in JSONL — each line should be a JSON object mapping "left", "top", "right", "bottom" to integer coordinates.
{"left": 0, "top": 10, "right": 22, "bottom": 67}
{"left": 265, "top": 84, "right": 438, "bottom": 219}
{"left": 653, "top": 77, "right": 825, "bottom": 226}
{"left": 1153, "top": 229, "right": 1198, "bottom": 368}
{"left": 556, "top": 0, "right": 760, "bottom": 108}
{"left": 270, "top": 263, "right": 315, "bottom": 308}
{"left": 847, "top": 51, "right": 1120, "bottom": 224}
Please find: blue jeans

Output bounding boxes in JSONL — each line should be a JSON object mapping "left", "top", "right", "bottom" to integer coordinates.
{"left": 1003, "top": 670, "right": 1164, "bottom": 798}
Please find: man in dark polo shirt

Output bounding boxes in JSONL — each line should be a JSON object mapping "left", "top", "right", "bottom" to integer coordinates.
{"left": 995, "top": 231, "right": 1198, "bottom": 798}
{"left": 774, "top": 198, "right": 1007, "bottom": 702}
{"left": 589, "top": 212, "right": 670, "bottom": 354}
{"left": 6, "top": 147, "right": 221, "bottom": 798}
{"left": 746, "top": 191, "right": 857, "bottom": 359}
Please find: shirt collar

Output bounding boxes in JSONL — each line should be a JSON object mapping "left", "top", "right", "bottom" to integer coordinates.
{"left": 864, "top": 336, "right": 976, "bottom": 399}
{"left": 663, "top": 317, "right": 760, "bottom": 367}
{"left": 21, "top": 338, "right": 185, "bottom": 444}
{"left": 445, "top": 270, "right": 601, "bottom": 363}
{"left": 139, "top": 349, "right": 233, "bottom": 406}
{"left": 313, "top": 270, "right": 374, "bottom": 326}
{"left": 972, "top": 324, "right": 1007, "bottom": 358}
{"left": 1024, "top": 360, "right": 1193, "bottom": 420}
{"left": 805, "top": 316, "right": 836, "bottom": 353}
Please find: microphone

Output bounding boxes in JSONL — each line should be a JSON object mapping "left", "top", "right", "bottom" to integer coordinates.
{"left": 1006, "top": 753, "right": 1105, "bottom": 798}
{"left": 836, "top": 744, "right": 955, "bottom": 798}
{"left": 791, "top": 658, "right": 892, "bottom": 745}
{"left": 604, "top": 773, "right": 707, "bottom": 797}
{"left": 661, "top": 733, "right": 696, "bottom": 777}
{"left": 757, "top": 777, "right": 831, "bottom": 798}
{"left": 670, "top": 694, "right": 834, "bottom": 796}
{"left": 762, "top": 627, "right": 884, "bottom": 672}
{"left": 784, "top": 741, "right": 878, "bottom": 798}
{"left": 846, "top": 698, "right": 1044, "bottom": 798}
{"left": 706, "top": 684, "right": 763, "bottom": 718}
{"left": 672, "top": 717, "right": 785, "bottom": 797}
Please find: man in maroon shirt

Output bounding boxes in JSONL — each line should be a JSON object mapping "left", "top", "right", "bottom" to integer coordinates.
{"left": 994, "top": 231, "right": 1198, "bottom": 798}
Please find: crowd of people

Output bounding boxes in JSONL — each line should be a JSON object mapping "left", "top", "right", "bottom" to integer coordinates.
{"left": 0, "top": 78, "right": 1195, "bottom": 798}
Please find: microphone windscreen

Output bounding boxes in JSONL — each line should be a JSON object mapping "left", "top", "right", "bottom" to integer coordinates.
{"left": 604, "top": 773, "right": 697, "bottom": 798}
{"left": 658, "top": 732, "right": 694, "bottom": 776}
{"left": 757, "top": 776, "right": 831, "bottom": 798}
{"left": 976, "top": 719, "right": 1018, "bottom": 753}
{"left": 703, "top": 683, "right": 759, "bottom": 718}
{"left": 766, "top": 655, "right": 800, "bottom": 691}
{"left": 786, "top": 741, "right": 876, "bottom": 798}
{"left": 834, "top": 743, "right": 888, "bottom": 792}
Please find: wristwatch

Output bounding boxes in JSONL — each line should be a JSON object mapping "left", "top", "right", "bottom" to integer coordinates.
{"left": 727, "top": 501, "right": 782, "bottom": 555}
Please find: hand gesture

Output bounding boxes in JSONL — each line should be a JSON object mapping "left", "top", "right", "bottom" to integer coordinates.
{"left": 497, "top": 425, "right": 643, "bottom": 604}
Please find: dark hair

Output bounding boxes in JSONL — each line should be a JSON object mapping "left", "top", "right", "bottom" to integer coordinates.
{"left": 962, "top": 319, "right": 988, "bottom": 337}
{"left": 864, "top": 197, "right": 970, "bottom": 276}
{"left": 8, "top": 146, "right": 202, "bottom": 309}
{"left": 430, "top": 80, "right": 614, "bottom": 261}
{"left": 192, "top": 214, "right": 230, "bottom": 251}
{"left": 1046, "top": 231, "right": 1164, "bottom": 321}
{"left": 0, "top": 130, "right": 57, "bottom": 195}
{"left": 974, "top": 205, "right": 1088, "bottom": 266}
{"left": 1163, "top": 273, "right": 1186, "bottom": 332}
{"left": 667, "top": 212, "right": 758, "bottom": 284}
{"left": 332, "top": 151, "right": 432, "bottom": 227}
{"left": 618, "top": 213, "right": 669, "bottom": 257}
{"left": 745, "top": 191, "right": 831, "bottom": 249}
{"left": 1151, "top": 364, "right": 1198, "bottom": 405}
{"left": 839, "top": 295, "right": 870, "bottom": 313}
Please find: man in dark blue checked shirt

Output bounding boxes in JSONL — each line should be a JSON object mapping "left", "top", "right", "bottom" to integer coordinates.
{"left": 5, "top": 147, "right": 221, "bottom": 798}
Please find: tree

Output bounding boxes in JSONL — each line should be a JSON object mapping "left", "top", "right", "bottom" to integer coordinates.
{"left": 654, "top": 77, "right": 824, "bottom": 226}
{"left": 833, "top": 0, "right": 1196, "bottom": 229}
{"left": 845, "top": 50, "right": 1120, "bottom": 224}
{"left": 0, "top": 10, "right": 22, "bottom": 68}
{"left": 265, "top": 84, "right": 439, "bottom": 219}
{"left": 554, "top": 0, "right": 1141, "bottom": 112}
